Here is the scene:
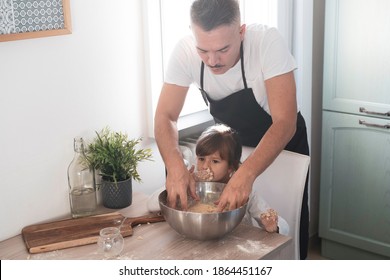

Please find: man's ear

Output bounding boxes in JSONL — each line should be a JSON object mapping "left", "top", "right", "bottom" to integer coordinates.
{"left": 239, "top": 24, "right": 246, "bottom": 40}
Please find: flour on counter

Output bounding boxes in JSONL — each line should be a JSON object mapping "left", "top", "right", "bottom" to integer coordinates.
{"left": 236, "top": 240, "right": 271, "bottom": 254}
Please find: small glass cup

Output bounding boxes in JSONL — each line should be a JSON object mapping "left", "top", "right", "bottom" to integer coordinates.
{"left": 97, "top": 227, "right": 124, "bottom": 259}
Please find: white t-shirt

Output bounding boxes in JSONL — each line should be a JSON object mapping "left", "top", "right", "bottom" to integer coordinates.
{"left": 164, "top": 24, "right": 297, "bottom": 114}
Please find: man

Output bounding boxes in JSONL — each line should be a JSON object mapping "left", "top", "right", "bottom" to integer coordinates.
{"left": 154, "top": 0, "right": 309, "bottom": 259}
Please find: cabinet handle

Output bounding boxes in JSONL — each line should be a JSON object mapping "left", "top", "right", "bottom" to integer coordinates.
{"left": 359, "top": 120, "right": 390, "bottom": 129}
{"left": 359, "top": 107, "right": 390, "bottom": 117}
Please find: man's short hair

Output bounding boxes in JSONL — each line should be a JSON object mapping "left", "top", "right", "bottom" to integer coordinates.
{"left": 190, "top": 0, "right": 240, "bottom": 31}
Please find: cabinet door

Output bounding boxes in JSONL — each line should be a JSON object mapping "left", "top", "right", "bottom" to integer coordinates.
{"left": 319, "top": 111, "right": 390, "bottom": 258}
{"left": 323, "top": 0, "right": 390, "bottom": 117}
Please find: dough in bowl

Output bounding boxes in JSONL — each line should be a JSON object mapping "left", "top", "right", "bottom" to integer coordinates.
{"left": 187, "top": 201, "right": 218, "bottom": 213}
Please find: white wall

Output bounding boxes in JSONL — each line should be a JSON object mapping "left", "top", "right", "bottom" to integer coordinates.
{"left": 0, "top": 0, "right": 165, "bottom": 241}
{"left": 293, "top": 0, "right": 325, "bottom": 239}
{"left": 292, "top": 0, "right": 316, "bottom": 237}
{"left": 309, "top": 0, "right": 325, "bottom": 240}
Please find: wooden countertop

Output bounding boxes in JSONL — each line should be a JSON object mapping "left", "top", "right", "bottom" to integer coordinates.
{"left": 0, "top": 192, "right": 292, "bottom": 260}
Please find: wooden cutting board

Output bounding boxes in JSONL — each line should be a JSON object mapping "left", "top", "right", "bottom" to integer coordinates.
{"left": 21, "top": 212, "right": 165, "bottom": 254}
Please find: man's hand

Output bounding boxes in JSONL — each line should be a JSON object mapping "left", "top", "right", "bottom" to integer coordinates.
{"left": 166, "top": 164, "right": 197, "bottom": 210}
{"left": 216, "top": 166, "right": 254, "bottom": 211}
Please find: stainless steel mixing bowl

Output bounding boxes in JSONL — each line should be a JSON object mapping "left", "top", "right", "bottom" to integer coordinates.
{"left": 158, "top": 181, "right": 247, "bottom": 240}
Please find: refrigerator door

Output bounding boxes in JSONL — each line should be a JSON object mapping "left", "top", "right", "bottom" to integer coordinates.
{"left": 323, "top": 0, "right": 390, "bottom": 117}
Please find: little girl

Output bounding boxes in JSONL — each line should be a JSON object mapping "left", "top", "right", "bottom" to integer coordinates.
{"left": 192, "top": 123, "right": 288, "bottom": 234}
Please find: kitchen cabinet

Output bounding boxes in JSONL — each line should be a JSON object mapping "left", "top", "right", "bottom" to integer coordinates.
{"left": 319, "top": 0, "right": 390, "bottom": 259}
{"left": 319, "top": 111, "right": 390, "bottom": 259}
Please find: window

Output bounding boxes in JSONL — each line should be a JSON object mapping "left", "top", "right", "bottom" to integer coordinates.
{"left": 143, "top": 0, "right": 293, "bottom": 135}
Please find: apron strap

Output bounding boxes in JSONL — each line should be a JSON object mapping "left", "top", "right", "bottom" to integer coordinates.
{"left": 200, "top": 62, "right": 205, "bottom": 90}
{"left": 199, "top": 62, "right": 208, "bottom": 106}
{"left": 240, "top": 41, "right": 248, "bottom": 89}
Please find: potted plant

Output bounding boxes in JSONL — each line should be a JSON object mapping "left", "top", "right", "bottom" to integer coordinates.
{"left": 86, "top": 127, "right": 152, "bottom": 209}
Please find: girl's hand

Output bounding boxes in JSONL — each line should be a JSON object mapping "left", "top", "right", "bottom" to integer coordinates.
{"left": 260, "top": 209, "right": 279, "bottom": 233}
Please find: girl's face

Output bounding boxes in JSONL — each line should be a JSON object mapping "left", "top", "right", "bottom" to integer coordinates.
{"left": 196, "top": 151, "right": 233, "bottom": 183}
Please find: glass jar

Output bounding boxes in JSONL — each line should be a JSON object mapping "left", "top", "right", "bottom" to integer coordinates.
{"left": 97, "top": 227, "right": 124, "bottom": 259}
{"left": 67, "top": 137, "right": 97, "bottom": 218}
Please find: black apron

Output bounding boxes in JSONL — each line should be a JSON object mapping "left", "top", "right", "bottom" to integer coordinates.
{"left": 199, "top": 43, "right": 310, "bottom": 259}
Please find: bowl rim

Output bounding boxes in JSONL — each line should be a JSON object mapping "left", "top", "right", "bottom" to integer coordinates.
{"left": 158, "top": 189, "right": 248, "bottom": 215}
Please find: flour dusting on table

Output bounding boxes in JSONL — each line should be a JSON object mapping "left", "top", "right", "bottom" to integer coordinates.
{"left": 236, "top": 240, "right": 271, "bottom": 254}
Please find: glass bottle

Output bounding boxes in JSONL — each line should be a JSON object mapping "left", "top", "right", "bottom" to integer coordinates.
{"left": 67, "top": 137, "right": 97, "bottom": 218}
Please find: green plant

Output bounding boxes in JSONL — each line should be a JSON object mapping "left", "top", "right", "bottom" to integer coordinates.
{"left": 86, "top": 127, "right": 152, "bottom": 186}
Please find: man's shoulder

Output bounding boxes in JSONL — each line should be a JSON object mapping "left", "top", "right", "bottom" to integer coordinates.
{"left": 245, "top": 23, "right": 278, "bottom": 39}
{"left": 246, "top": 23, "right": 271, "bottom": 31}
{"left": 244, "top": 23, "right": 283, "bottom": 51}
{"left": 175, "top": 35, "right": 197, "bottom": 53}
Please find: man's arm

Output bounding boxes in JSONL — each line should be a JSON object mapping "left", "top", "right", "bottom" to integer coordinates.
{"left": 217, "top": 71, "right": 297, "bottom": 210}
{"left": 154, "top": 83, "right": 196, "bottom": 209}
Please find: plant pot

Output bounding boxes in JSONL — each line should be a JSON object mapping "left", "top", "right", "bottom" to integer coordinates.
{"left": 101, "top": 178, "right": 132, "bottom": 209}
